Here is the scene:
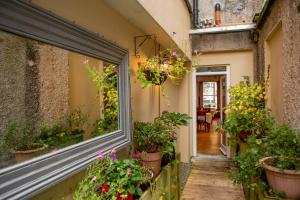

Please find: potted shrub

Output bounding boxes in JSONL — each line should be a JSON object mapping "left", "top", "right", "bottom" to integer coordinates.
{"left": 155, "top": 112, "right": 191, "bottom": 166}
{"left": 133, "top": 121, "right": 172, "bottom": 177}
{"left": 260, "top": 125, "right": 300, "bottom": 199}
{"left": 223, "top": 77, "right": 273, "bottom": 153}
{"left": 1, "top": 120, "right": 47, "bottom": 163}
{"left": 73, "top": 150, "right": 152, "bottom": 200}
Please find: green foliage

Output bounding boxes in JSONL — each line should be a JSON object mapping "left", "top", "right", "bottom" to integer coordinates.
{"left": 136, "top": 48, "right": 189, "bottom": 88}
{"left": 1, "top": 120, "right": 43, "bottom": 151}
{"left": 156, "top": 112, "right": 191, "bottom": 129}
{"left": 85, "top": 64, "right": 118, "bottom": 137}
{"left": 39, "top": 122, "right": 83, "bottom": 149}
{"left": 73, "top": 156, "right": 151, "bottom": 200}
{"left": 133, "top": 121, "right": 172, "bottom": 153}
{"left": 230, "top": 125, "right": 300, "bottom": 190}
{"left": 134, "top": 112, "right": 191, "bottom": 156}
{"left": 229, "top": 147, "right": 266, "bottom": 190}
{"left": 262, "top": 125, "right": 300, "bottom": 170}
{"left": 223, "top": 77, "right": 274, "bottom": 144}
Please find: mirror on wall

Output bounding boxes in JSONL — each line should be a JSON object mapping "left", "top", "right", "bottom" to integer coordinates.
{"left": 0, "top": 30, "right": 119, "bottom": 169}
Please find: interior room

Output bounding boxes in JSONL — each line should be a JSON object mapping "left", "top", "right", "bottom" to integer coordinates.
{"left": 196, "top": 75, "right": 226, "bottom": 155}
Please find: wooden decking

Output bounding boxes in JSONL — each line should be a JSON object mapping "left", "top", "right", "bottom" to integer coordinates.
{"left": 181, "top": 159, "right": 245, "bottom": 200}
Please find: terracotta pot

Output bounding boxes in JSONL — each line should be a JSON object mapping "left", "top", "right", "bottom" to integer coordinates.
{"left": 143, "top": 70, "right": 167, "bottom": 85}
{"left": 14, "top": 144, "right": 48, "bottom": 163}
{"left": 260, "top": 157, "right": 300, "bottom": 199}
{"left": 141, "top": 151, "right": 162, "bottom": 177}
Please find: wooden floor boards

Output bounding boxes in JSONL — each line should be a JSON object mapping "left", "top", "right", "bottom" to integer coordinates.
{"left": 197, "top": 125, "right": 221, "bottom": 155}
{"left": 181, "top": 159, "right": 245, "bottom": 200}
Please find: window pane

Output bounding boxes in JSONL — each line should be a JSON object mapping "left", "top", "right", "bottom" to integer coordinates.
{"left": 0, "top": 30, "right": 119, "bottom": 169}
{"left": 203, "top": 82, "right": 217, "bottom": 108}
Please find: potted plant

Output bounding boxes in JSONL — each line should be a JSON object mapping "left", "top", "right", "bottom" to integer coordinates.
{"left": 1, "top": 120, "right": 47, "bottom": 163}
{"left": 223, "top": 77, "right": 273, "bottom": 153}
{"left": 133, "top": 121, "right": 172, "bottom": 177}
{"left": 137, "top": 48, "right": 189, "bottom": 88}
{"left": 260, "top": 125, "right": 300, "bottom": 199}
{"left": 73, "top": 150, "right": 152, "bottom": 200}
{"left": 155, "top": 112, "right": 191, "bottom": 166}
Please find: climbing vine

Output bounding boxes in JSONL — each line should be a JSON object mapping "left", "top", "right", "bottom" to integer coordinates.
{"left": 85, "top": 63, "right": 118, "bottom": 137}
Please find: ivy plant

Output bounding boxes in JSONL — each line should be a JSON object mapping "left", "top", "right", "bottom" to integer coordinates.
{"left": 85, "top": 63, "right": 118, "bottom": 137}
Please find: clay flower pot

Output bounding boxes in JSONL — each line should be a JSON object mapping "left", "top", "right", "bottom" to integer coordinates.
{"left": 140, "top": 151, "right": 162, "bottom": 177}
{"left": 260, "top": 157, "right": 300, "bottom": 199}
{"left": 14, "top": 144, "right": 48, "bottom": 163}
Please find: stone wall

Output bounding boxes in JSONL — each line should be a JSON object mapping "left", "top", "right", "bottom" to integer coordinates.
{"left": 256, "top": 0, "right": 300, "bottom": 130}
{"left": 38, "top": 44, "right": 69, "bottom": 124}
{"left": 0, "top": 31, "right": 69, "bottom": 136}
{"left": 197, "top": 0, "right": 263, "bottom": 24}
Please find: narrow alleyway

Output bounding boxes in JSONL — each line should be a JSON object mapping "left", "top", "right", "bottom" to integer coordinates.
{"left": 181, "top": 158, "right": 245, "bottom": 200}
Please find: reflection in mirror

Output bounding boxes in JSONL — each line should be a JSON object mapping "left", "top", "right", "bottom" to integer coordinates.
{"left": 0, "top": 30, "right": 119, "bottom": 169}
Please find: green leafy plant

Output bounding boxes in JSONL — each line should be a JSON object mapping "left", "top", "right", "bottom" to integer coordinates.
{"left": 73, "top": 151, "right": 151, "bottom": 200}
{"left": 137, "top": 48, "right": 189, "bottom": 88}
{"left": 1, "top": 120, "right": 43, "bottom": 151}
{"left": 229, "top": 147, "right": 266, "bottom": 190}
{"left": 229, "top": 124, "right": 300, "bottom": 191}
{"left": 85, "top": 64, "right": 118, "bottom": 137}
{"left": 223, "top": 77, "right": 273, "bottom": 144}
{"left": 262, "top": 125, "right": 300, "bottom": 170}
{"left": 133, "top": 121, "right": 172, "bottom": 154}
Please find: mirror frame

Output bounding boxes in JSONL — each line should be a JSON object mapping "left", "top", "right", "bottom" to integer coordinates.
{"left": 0, "top": 1, "right": 131, "bottom": 199}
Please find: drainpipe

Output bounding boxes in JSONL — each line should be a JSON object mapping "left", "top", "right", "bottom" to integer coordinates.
{"left": 193, "top": 0, "right": 199, "bottom": 28}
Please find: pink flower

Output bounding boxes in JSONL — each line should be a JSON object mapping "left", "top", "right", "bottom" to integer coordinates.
{"left": 98, "top": 152, "right": 105, "bottom": 159}
{"left": 172, "top": 51, "right": 177, "bottom": 56}
{"left": 131, "top": 152, "right": 141, "bottom": 158}
{"left": 171, "top": 31, "right": 176, "bottom": 36}
{"left": 127, "top": 168, "right": 132, "bottom": 176}
{"left": 111, "top": 149, "right": 117, "bottom": 154}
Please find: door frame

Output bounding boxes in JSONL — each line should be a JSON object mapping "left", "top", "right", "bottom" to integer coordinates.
{"left": 191, "top": 65, "right": 231, "bottom": 157}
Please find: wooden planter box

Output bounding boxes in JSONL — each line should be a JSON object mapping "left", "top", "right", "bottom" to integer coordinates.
{"left": 139, "top": 156, "right": 180, "bottom": 200}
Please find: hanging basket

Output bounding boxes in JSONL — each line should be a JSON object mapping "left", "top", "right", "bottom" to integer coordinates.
{"left": 143, "top": 69, "right": 168, "bottom": 85}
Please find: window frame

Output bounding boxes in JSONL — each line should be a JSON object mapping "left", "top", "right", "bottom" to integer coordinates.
{"left": 203, "top": 82, "right": 217, "bottom": 108}
{"left": 0, "top": 1, "right": 131, "bottom": 199}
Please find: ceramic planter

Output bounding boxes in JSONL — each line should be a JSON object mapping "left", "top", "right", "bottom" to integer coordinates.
{"left": 141, "top": 151, "right": 162, "bottom": 177}
{"left": 260, "top": 157, "right": 300, "bottom": 199}
{"left": 14, "top": 144, "right": 48, "bottom": 163}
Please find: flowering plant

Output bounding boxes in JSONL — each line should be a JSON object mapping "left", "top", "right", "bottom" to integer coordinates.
{"left": 223, "top": 77, "right": 274, "bottom": 144}
{"left": 73, "top": 150, "right": 151, "bottom": 200}
{"left": 137, "top": 48, "right": 188, "bottom": 88}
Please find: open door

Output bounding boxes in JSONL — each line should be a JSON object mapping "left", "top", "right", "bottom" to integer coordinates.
{"left": 219, "top": 76, "right": 227, "bottom": 155}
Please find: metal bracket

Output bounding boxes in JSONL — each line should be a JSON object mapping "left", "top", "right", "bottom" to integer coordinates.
{"left": 134, "top": 34, "right": 157, "bottom": 57}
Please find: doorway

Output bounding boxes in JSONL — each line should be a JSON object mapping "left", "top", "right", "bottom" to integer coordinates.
{"left": 192, "top": 66, "right": 230, "bottom": 157}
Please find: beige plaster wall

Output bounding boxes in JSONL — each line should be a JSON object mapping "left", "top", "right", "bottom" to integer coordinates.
{"left": 137, "top": 0, "right": 192, "bottom": 59}
{"left": 68, "top": 52, "right": 103, "bottom": 134}
{"left": 265, "top": 23, "right": 284, "bottom": 125}
{"left": 193, "top": 51, "right": 254, "bottom": 85}
{"left": 32, "top": 0, "right": 160, "bottom": 123}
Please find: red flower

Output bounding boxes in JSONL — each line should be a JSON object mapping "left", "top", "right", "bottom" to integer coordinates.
{"left": 101, "top": 184, "right": 109, "bottom": 193}
{"left": 117, "top": 192, "right": 133, "bottom": 200}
